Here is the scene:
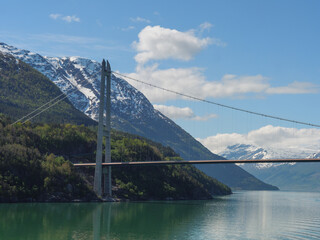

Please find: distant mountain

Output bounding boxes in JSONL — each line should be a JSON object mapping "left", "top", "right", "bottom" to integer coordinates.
{"left": 0, "top": 52, "right": 96, "bottom": 125}
{"left": 222, "top": 143, "right": 314, "bottom": 161}
{"left": 221, "top": 144, "right": 270, "bottom": 161}
{"left": 0, "top": 42, "right": 278, "bottom": 190}
{"left": 219, "top": 144, "right": 320, "bottom": 191}
{"left": 308, "top": 152, "right": 320, "bottom": 159}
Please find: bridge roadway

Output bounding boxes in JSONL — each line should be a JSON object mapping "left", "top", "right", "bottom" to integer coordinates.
{"left": 73, "top": 158, "right": 320, "bottom": 167}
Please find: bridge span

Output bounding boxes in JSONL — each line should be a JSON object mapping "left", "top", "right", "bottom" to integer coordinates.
{"left": 74, "top": 158, "right": 320, "bottom": 167}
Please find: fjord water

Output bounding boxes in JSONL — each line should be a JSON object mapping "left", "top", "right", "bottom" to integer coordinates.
{"left": 1, "top": 192, "right": 320, "bottom": 240}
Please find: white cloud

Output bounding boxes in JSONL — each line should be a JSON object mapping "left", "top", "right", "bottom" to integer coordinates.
{"left": 132, "top": 25, "right": 212, "bottom": 65}
{"left": 127, "top": 65, "right": 205, "bottom": 102}
{"left": 49, "top": 13, "right": 80, "bottom": 23}
{"left": 198, "top": 125, "right": 320, "bottom": 154}
{"left": 49, "top": 14, "right": 61, "bottom": 20}
{"left": 123, "top": 25, "right": 318, "bottom": 103}
{"left": 62, "top": 15, "right": 80, "bottom": 23}
{"left": 130, "top": 17, "right": 151, "bottom": 23}
{"left": 199, "top": 22, "right": 213, "bottom": 32}
{"left": 154, "top": 104, "right": 217, "bottom": 121}
{"left": 154, "top": 105, "right": 194, "bottom": 119}
{"left": 197, "top": 133, "right": 247, "bottom": 154}
{"left": 267, "top": 81, "right": 319, "bottom": 94}
{"left": 192, "top": 114, "right": 218, "bottom": 121}
{"left": 201, "top": 74, "right": 270, "bottom": 98}
{"left": 126, "top": 64, "right": 317, "bottom": 102}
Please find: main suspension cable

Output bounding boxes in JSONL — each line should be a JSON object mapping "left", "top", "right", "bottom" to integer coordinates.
{"left": 13, "top": 92, "right": 65, "bottom": 125}
{"left": 112, "top": 71, "right": 320, "bottom": 128}
{"left": 12, "top": 80, "right": 92, "bottom": 125}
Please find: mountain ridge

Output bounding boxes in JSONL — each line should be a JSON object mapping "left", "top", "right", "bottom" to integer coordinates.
{"left": 0, "top": 42, "right": 278, "bottom": 190}
{"left": 0, "top": 51, "right": 96, "bottom": 125}
{"left": 219, "top": 143, "right": 320, "bottom": 191}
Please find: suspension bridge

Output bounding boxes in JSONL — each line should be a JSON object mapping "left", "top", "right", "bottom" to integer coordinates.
{"left": 13, "top": 59, "right": 320, "bottom": 197}
{"left": 74, "top": 158, "right": 320, "bottom": 167}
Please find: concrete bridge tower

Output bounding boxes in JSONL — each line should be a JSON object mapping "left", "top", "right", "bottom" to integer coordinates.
{"left": 93, "top": 59, "right": 112, "bottom": 197}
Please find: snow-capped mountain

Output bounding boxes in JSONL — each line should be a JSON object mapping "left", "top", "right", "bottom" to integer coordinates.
{"left": 220, "top": 143, "right": 316, "bottom": 161}
{"left": 221, "top": 144, "right": 280, "bottom": 169}
{"left": 222, "top": 144, "right": 269, "bottom": 160}
{"left": 219, "top": 143, "right": 320, "bottom": 191}
{"left": 307, "top": 152, "right": 320, "bottom": 159}
{"left": 0, "top": 42, "right": 158, "bottom": 123}
{"left": 0, "top": 42, "right": 280, "bottom": 190}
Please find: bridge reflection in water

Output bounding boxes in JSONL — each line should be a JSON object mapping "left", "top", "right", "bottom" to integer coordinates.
{"left": 1, "top": 192, "right": 320, "bottom": 239}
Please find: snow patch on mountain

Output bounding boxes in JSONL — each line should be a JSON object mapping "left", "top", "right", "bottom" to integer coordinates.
{"left": 0, "top": 42, "right": 164, "bottom": 123}
{"left": 218, "top": 143, "right": 319, "bottom": 169}
{"left": 0, "top": 42, "right": 296, "bottom": 190}
{"left": 307, "top": 152, "right": 320, "bottom": 159}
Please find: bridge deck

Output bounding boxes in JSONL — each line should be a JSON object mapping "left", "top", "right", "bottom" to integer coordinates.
{"left": 73, "top": 158, "right": 320, "bottom": 167}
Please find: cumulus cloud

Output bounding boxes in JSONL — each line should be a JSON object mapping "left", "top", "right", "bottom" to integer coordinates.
{"left": 126, "top": 64, "right": 317, "bottom": 102}
{"left": 154, "top": 104, "right": 217, "bottom": 121}
{"left": 125, "top": 25, "right": 318, "bottom": 102}
{"left": 49, "top": 13, "right": 80, "bottom": 23}
{"left": 198, "top": 125, "right": 320, "bottom": 154}
{"left": 154, "top": 105, "right": 194, "bottom": 119}
{"left": 132, "top": 25, "right": 212, "bottom": 65}
{"left": 127, "top": 65, "right": 205, "bottom": 102}
{"left": 123, "top": 25, "right": 318, "bottom": 103}
{"left": 201, "top": 74, "right": 270, "bottom": 97}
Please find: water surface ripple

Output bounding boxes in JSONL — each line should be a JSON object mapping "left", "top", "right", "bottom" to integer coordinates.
{"left": 1, "top": 191, "right": 320, "bottom": 239}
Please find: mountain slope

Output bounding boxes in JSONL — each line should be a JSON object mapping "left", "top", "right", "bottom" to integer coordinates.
{"left": 0, "top": 52, "right": 96, "bottom": 125}
{"left": 0, "top": 115, "right": 231, "bottom": 202}
{"left": 0, "top": 42, "right": 277, "bottom": 190}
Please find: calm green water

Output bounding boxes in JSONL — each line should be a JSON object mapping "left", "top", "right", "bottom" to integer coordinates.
{"left": 1, "top": 191, "right": 320, "bottom": 240}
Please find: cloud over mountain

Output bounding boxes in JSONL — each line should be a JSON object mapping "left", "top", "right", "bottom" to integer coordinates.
{"left": 198, "top": 125, "right": 320, "bottom": 154}
{"left": 127, "top": 25, "right": 318, "bottom": 103}
{"left": 154, "top": 104, "right": 217, "bottom": 121}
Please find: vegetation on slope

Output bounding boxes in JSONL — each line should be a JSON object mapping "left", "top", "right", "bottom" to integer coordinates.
{"left": 0, "top": 115, "right": 96, "bottom": 202}
{"left": 0, "top": 52, "right": 96, "bottom": 125}
{"left": 0, "top": 50, "right": 277, "bottom": 191}
{"left": 111, "top": 101, "right": 279, "bottom": 191}
{"left": 0, "top": 115, "right": 231, "bottom": 202}
{"left": 110, "top": 132, "right": 231, "bottom": 200}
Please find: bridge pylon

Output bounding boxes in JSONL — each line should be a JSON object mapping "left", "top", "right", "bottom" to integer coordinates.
{"left": 103, "top": 60, "right": 112, "bottom": 197}
{"left": 93, "top": 59, "right": 112, "bottom": 197}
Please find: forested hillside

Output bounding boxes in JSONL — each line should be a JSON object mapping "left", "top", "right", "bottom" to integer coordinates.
{"left": 0, "top": 115, "right": 231, "bottom": 202}
{"left": 0, "top": 52, "right": 96, "bottom": 125}
{"left": 0, "top": 43, "right": 279, "bottom": 190}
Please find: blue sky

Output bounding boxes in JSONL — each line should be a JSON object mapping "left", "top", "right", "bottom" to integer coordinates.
{"left": 1, "top": 0, "right": 320, "bottom": 153}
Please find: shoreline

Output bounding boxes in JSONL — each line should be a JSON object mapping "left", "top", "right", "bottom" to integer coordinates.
{"left": 0, "top": 192, "right": 233, "bottom": 204}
